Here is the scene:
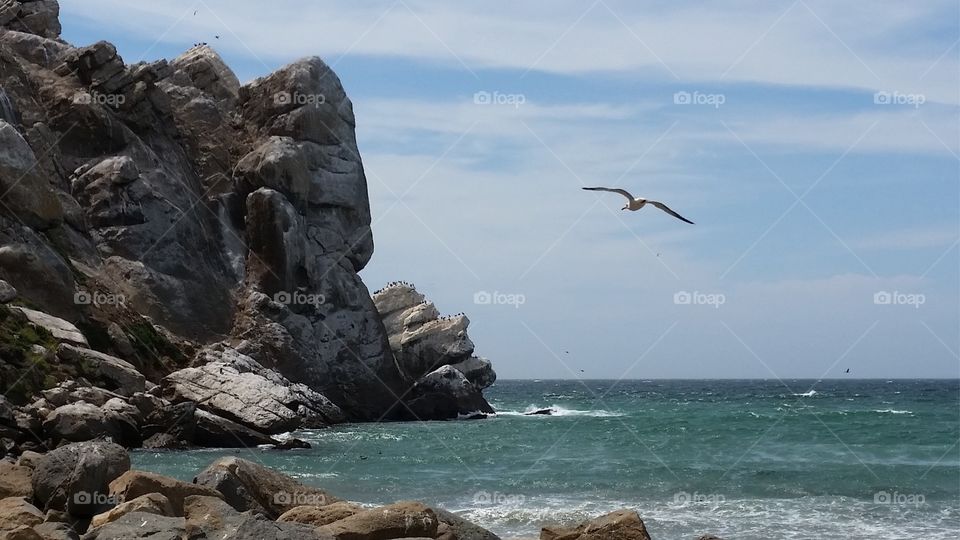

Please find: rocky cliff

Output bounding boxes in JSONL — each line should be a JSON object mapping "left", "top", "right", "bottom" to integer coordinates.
{"left": 0, "top": 0, "right": 496, "bottom": 452}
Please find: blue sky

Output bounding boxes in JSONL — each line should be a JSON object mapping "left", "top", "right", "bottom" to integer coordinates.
{"left": 61, "top": 0, "right": 959, "bottom": 379}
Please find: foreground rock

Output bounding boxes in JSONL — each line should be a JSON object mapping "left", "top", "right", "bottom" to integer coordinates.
{"left": 193, "top": 457, "right": 338, "bottom": 519}
{"left": 541, "top": 509, "right": 652, "bottom": 540}
{"left": 315, "top": 501, "right": 439, "bottom": 539}
{"left": 108, "top": 470, "right": 223, "bottom": 515}
{"left": 31, "top": 441, "right": 129, "bottom": 517}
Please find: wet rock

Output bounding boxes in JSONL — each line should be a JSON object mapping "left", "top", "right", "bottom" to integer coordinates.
{"left": 540, "top": 509, "right": 652, "bottom": 540}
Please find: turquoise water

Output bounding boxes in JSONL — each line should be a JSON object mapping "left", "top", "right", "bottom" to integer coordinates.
{"left": 133, "top": 380, "right": 960, "bottom": 539}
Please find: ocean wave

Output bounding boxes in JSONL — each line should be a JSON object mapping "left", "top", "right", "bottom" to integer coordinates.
{"left": 792, "top": 390, "right": 818, "bottom": 397}
{"left": 873, "top": 409, "right": 913, "bottom": 415}
{"left": 495, "top": 405, "right": 624, "bottom": 418}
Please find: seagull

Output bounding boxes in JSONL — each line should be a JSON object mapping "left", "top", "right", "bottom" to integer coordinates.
{"left": 582, "top": 187, "right": 694, "bottom": 224}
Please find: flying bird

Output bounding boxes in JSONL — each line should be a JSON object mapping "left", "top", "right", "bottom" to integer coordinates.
{"left": 582, "top": 187, "right": 694, "bottom": 224}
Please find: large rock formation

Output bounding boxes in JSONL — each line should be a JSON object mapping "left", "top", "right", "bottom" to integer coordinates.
{"left": 0, "top": 0, "right": 495, "bottom": 428}
{"left": 374, "top": 283, "right": 497, "bottom": 419}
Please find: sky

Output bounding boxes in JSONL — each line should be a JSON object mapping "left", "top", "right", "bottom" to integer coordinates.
{"left": 60, "top": 0, "right": 959, "bottom": 379}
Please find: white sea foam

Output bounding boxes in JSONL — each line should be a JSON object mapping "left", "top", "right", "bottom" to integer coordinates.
{"left": 495, "top": 405, "right": 624, "bottom": 418}
{"left": 873, "top": 409, "right": 912, "bottom": 415}
{"left": 792, "top": 390, "right": 818, "bottom": 397}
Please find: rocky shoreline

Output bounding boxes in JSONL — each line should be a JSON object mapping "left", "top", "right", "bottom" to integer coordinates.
{"left": 0, "top": 439, "right": 663, "bottom": 540}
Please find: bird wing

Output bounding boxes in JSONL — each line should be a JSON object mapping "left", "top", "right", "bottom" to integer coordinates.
{"left": 648, "top": 200, "right": 695, "bottom": 224}
{"left": 582, "top": 187, "right": 636, "bottom": 202}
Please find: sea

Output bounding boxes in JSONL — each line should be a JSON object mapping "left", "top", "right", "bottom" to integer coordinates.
{"left": 132, "top": 379, "right": 960, "bottom": 539}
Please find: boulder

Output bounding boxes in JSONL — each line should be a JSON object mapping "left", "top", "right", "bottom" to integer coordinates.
{"left": 5, "top": 0, "right": 60, "bottom": 39}
{"left": 277, "top": 501, "right": 364, "bottom": 527}
{"left": 181, "top": 494, "right": 326, "bottom": 540}
{"left": 31, "top": 521, "right": 78, "bottom": 540}
{"left": 9, "top": 308, "right": 85, "bottom": 346}
{"left": 56, "top": 345, "right": 145, "bottom": 395}
{"left": 0, "top": 279, "right": 16, "bottom": 303}
{"left": 162, "top": 347, "right": 344, "bottom": 434}
{"left": 0, "top": 497, "right": 43, "bottom": 533}
{"left": 540, "top": 509, "right": 651, "bottom": 540}
{"left": 31, "top": 441, "right": 129, "bottom": 517}
{"left": 0, "top": 462, "right": 32, "bottom": 499}
{"left": 41, "top": 402, "right": 138, "bottom": 446}
{"left": 192, "top": 409, "right": 277, "bottom": 448}
{"left": 193, "top": 457, "right": 337, "bottom": 519}
{"left": 405, "top": 365, "right": 495, "bottom": 420}
{"left": 449, "top": 357, "right": 497, "bottom": 389}
{"left": 81, "top": 512, "right": 186, "bottom": 540}
{"left": 89, "top": 493, "right": 174, "bottom": 529}
{"left": 107, "top": 471, "right": 223, "bottom": 516}
{"left": 315, "top": 501, "right": 439, "bottom": 540}
{"left": 434, "top": 508, "right": 502, "bottom": 540}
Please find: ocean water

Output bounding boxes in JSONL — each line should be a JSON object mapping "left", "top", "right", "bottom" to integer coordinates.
{"left": 132, "top": 380, "right": 960, "bottom": 539}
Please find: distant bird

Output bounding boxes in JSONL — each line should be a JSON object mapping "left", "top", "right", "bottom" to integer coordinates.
{"left": 845, "top": 368, "right": 850, "bottom": 373}
{"left": 582, "top": 187, "right": 694, "bottom": 224}
{"left": 359, "top": 455, "right": 368, "bottom": 461}
{"left": 579, "top": 369, "right": 585, "bottom": 373}
{"left": 215, "top": 35, "right": 220, "bottom": 39}
{"left": 193, "top": 10, "right": 198, "bottom": 15}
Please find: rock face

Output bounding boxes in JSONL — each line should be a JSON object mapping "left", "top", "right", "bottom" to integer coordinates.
{"left": 373, "top": 283, "right": 497, "bottom": 419}
{"left": 0, "top": 0, "right": 495, "bottom": 424}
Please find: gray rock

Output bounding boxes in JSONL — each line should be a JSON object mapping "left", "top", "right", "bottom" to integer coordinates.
{"left": 192, "top": 409, "right": 277, "bottom": 448}
{"left": 162, "top": 346, "right": 344, "bottom": 434}
{"left": 449, "top": 356, "right": 497, "bottom": 389}
{"left": 81, "top": 512, "right": 186, "bottom": 540}
{"left": 193, "top": 457, "right": 338, "bottom": 519}
{"left": 406, "top": 365, "right": 494, "bottom": 420}
{"left": 0, "top": 120, "right": 62, "bottom": 228}
{"left": 5, "top": 0, "right": 60, "bottom": 39}
{"left": 41, "top": 402, "right": 138, "bottom": 446}
{"left": 9, "top": 308, "right": 86, "bottom": 346}
{"left": 32, "top": 521, "right": 79, "bottom": 540}
{"left": 434, "top": 508, "right": 502, "bottom": 540}
{"left": 31, "top": 441, "right": 130, "bottom": 517}
{"left": 0, "top": 279, "right": 16, "bottom": 302}
{"left": 56, "top": 345, "right": 144, "bottom": 395}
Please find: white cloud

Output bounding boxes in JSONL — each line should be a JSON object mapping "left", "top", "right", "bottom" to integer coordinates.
{"left": 62, "top": 0, "right": 960, "bottom": 103}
